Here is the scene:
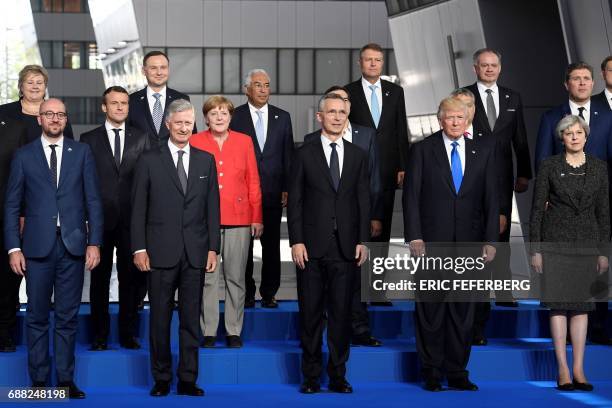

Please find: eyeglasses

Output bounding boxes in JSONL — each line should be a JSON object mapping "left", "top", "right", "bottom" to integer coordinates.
{"left": 40, "top": 111, "right": 68, "bottom": 120}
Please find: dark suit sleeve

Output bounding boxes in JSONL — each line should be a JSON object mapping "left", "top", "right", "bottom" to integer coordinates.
{"left": 281, "top": 114, "right": 294, "bottom": 192}
{"left": 357, "top": 152, "right": 371, "bottom": 243}
{"left": 131, "top": 154, "right": 150, "bottom": 252}
{"left": 528, "top": 159, "right": 552, "bottom": 252}
{"left": 368, "top": 129, "right": 384, "bottom": 220}
{"left": 396, "top": 89, "right": 410, "bottom": 171}
{"left": 512, "top": 93, "right": 532, "bottom": 180}
{"left": 534, "top": 112, "right": 555, "bottom": 173}
{"left": 287, "top": 149, "right": 304, "bottom": 246}
{"left": 206, "top": 157, "right": 221, "bottom": 253}
{"left": 402, "top": 142, "right": 423, "bottom": 243}
{"left": 3, "top": 151, "right": 24, "bottom": 250}
{"left": 83, "top": 145, "right": 103, "bottom": 245}
{"left": 483, "top": 147, "right": 500, "bottom": 243}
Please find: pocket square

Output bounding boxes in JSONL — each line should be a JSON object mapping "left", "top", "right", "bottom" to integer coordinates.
{"left": 199, "top": 175, "right": 208, "bottom": 179}
{"left": 507, "top": 108, "right": 516, "bottom": 112}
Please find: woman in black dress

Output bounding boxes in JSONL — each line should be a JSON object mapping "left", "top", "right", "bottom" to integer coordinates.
{"left": 530, "top": 115, "right": 609, "bottom": 392}
{"left": 0, "top": 65, "right": 73, "bottom": 142}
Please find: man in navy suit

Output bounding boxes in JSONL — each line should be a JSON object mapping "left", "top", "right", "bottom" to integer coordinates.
{"left": 128, "top": 51, "right": 197, "bottom": 148}
{"left": 535, "top": 62, "right": 612, "bottom": 172}
{"left": 4, "top": 98, "right": 103, "bottom": 398}
{"left": 592, "top": 56, "right": 612, "bottom": 111}
{"left": 230, "top": 69, "right": 294, "bottom": 308}
{"left": 304, "top": 86, "right": 383, "bottom": 347}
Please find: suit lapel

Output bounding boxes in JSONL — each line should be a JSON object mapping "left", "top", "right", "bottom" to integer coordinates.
{"left": 470, "top": 84, "right": 491, "bottom": 133}
{"left": 58, "top": 140, "right": 74, "bottom": 190}
{"left": 354, "top": 81, "right": 376, "bottom": 129}
{"left": 263, "top": 107, "right": 278, "bottom": 153}
{"left": 161, "top": 144, "right": 184, "bottom": 196}
{"left": 34, "top": 139, "right": 56, "bottom": 188}
{"left": 337, "top": 142, "right": 354, "bottom": 193}
{"left": 495, "top": 86, "right": 509, "bottom": 130}
{"left": 185, "top": 148, "right": 198, "bottom": 197}
{"left": 99, "top": 126, "right": 119, "bottom": 173}
{"left": 432, "top": 134, "right": 455, "bottom": 194}
{"left": 241, "top": 108, "right": 261, "bottom": 156}
{"left": 379, "top": 81, "right": 391, "bottom": 129}
{"left": 138, "top": 88, "right": 157, "bottom": 137}
{"left": 459, "top": 138, "right": 477, "bottom": 195}
{"left": 314, "top": 141, "right": 336, "bottom": 191}
{"left": 120, "top": 128, "right": 138, "bottom": 172}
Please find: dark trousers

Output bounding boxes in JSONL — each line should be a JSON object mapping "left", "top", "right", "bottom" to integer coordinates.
{"left": 297, "top": 234, "right": 354, "bottom": 381}
{"left": 0, "top": 234, "right": 22, "bottom": 339}
{"left": 89, "top": 225, "right": 140, "bottom": 342}
{"left": 371, "top": 189, "right": 395, "bottom": 244}
{"left": 148, "top": 250, "right": 203, "bottom": 383}
{"left": 26, "top": 236, "right": 84, "bottom": 383}
{"left": 245, "top": 205, "right": 282, "bottom": 300}
{"left": 415, "top": 301, "right": 475, "bottom": 382}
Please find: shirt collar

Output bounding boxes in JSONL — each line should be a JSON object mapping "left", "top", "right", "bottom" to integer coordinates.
{"left": 568, "top": 98, "right": 591, "bottom": 113}
{"left": 147, "top": 86, "right": 166, "bottom": 99}
{"left": 167, "top": 138, "right": 190, "bottom": 156}
{"left": 320, "top": 133, "right": 344, "bottom": 150}
{"left": 344, "top": 122, "right": 352, "bottom": 136}
{"left": 248, "top": 102, "right": 268, "bottom": 115}
{"left": 442, "top": 132, "right": 464, "bottom": 147}
{"left": 105, "top": 120, "right": 125, "bottom": 133}
{"left": 41, "top": 135, "right": 63, "bottom": 148}
{"left": 477, "top": 81, "right": 498, "bottom": 95}
{"left": 362, "top": 76, "right": 382, "bottom": 90}
{"left": 605, "top": 88, "right": 612, "bottom": 101}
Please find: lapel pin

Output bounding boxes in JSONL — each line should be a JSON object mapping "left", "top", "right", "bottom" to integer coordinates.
{"left": 274, "top": 115, "right": 278, "bottom": 119}
{"left": 385, "top": 91, "right": 390, "bottom": 97}
{"left": 0, "top": 121, "right": 4, "bottom": 126}
{"left": 472, "top": 150, "right": 476, "bottom": 154}
{"left": 505, "top": 94, "right": 509, "bottom": 99}
{"left": 594, "top": 111, "right": 598, "bottom": 116}
{"left": 355, "top": 130, "right": 359, "bottom": 134}
{"left": 560, "top": 173, "right": 565, "bottom": 177}
{"left": 140, "top": 96, "right": 144, "bottom": 100}
{"left": 68, "top": 147, "right": 72, "bottom": 152}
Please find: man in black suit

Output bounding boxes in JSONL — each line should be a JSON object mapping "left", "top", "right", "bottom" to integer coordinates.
{"left": 128, "top": 51, "right": 197, "bottom": 148}
{"left": 0, "top": 117, "right": 27, "bottom": 352}
{"left": 593, "top": 56, "right": 612, "bottom": 111}
{"left": 403, "top": 97, "right": 498, "bottom": 392}
{"left": 131, "top": 99, "right": 220, "bottom": 397}
{"left": 80, "top": 86, "right": 151, "bottom": 351}
{"left": 464, "top": 48, "right": 532, "bottom": 345}
{"left": 345, "top": 43, "right": 409, "bottom": 268}
{"left": 230, "top": 69, "right": 293, "bottom": 309}
{"left": 288, "top": 93, "right": 370, "bottom": 394}
{"left": 304, "top": 85, "right": 383, "bottom": 347}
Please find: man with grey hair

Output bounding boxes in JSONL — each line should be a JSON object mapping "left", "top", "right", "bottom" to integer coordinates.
{"left": 230, "top": 68, "right": 294, "bottom": 309}
{"left": 131, "top": 99, "right": 220, "bottom": 397}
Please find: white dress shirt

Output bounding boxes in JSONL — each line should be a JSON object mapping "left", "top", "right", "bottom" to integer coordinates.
{"left": 442, "top": 133, "right": 465, "bottom": 175}
{"left": 605, "top": 89, "right": 612, "bottom": 111}
{"left": 342, "top": 122, "right": 353, "bottom": 143}
{"left": 569, "top": 99, "right": 591, "bottom": 125}
{"left": 362, "top": 77, "right": 383, "bottom": 113}
{"left": 248, "top": 102, "right": 268, "bottom": 143}
{"left": 477, "top": 81, "right": 500, "bottom": 119}
{"left": 105, "top": 120, "right": 125, "bottom": 159}
{"left": 168, "top": 139, "right": 190, "bottom": 177}
{"left": 147, "top": 85, "right": 167, "bottom": 114}
{"left": 320, "top": 134, "right": 344, "bottom": 177}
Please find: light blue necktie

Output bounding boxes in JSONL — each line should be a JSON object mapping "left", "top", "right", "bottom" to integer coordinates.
{"left": 255, "top": 110, "right": 265, "bottom": 151}
{"left": 451, "top": 141, "right": 463, "bottom": 194}
{"left": 152, "top": 93, "right": 163, "bottom": 134}
{"left": 369, "top": 84, "right": 381, "bottom": 127}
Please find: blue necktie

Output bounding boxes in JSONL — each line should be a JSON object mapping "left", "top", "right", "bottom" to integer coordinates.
{"left": 255, "top": 110, "right": 265, "bottom": 151}
{"left": 369, "top": 84, "right": 380, "bottom": 127}
{"left": 451, "top": 141, "right": 463, "bottom": 194}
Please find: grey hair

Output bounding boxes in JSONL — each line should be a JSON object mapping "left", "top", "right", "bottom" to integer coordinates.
{"left": 243, "top": 69, "right": 270, "bottom": 87}
{"left": 450, "top": 87, "right": 475, "bottom": 101}
{"left": 317, "top": 92, "right": 346, "bottom": 112}
{"left": 164, "top": 99, "right": 195, "bottom": 121}
{"left": 473, "top": 48, "right": 502, "bottom": 65}
{"left": 556, "top": 114, "right": 590, "bottom": 141}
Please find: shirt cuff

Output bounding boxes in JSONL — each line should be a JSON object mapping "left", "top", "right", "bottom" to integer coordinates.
{"left": 8, "top": 248, "right": 21, "bottom": 254}
{"left": 133, "top": 249, "right": 146, "bottom": 255}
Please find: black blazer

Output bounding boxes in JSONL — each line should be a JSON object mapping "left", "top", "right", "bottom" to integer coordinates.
{"left": 79, "top": 124, "right": 151, "bottom": 231}
{"left": 0, "top": 117, "right": 27, "bottom": 223}
{"left": 229, "top": 103, "right": 293, "bottom": 207}
{"left": 304, "top": 123, "right": 383, "bottom": 221}
{"left": 403, "top": 131, "right": 499, "bottom": 243}
{"left": 288, "top": 139, "right": 370, "bottom": 260}
{"left": 0, "top": 100, "right": 74, "bottom": 142}
{"left": 466, "top": 83, "right": 532, "bottom": 216}
{"left": 127, "top": 87, "right": 196, "bottom": 147}
{"left": 345, "top": 79, "right": 409, "bottom": 189}
{"left": 131, "top": 144, "right": 220, "bottom": 269}
{"left": 592, "top": 91, "right": 611, "bottom": 111}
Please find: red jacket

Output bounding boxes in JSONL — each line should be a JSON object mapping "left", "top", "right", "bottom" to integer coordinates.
{"left": 191, "top": 130, "right": 263, "bottom": 226}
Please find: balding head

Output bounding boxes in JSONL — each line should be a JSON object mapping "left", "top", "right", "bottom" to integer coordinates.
{"left": 38, "top": 98, "right": 67, "bottom": 139}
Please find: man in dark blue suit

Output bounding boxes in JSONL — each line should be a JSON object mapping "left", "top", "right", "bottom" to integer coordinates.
{"left": 592, "top": 56, "right": 612, "bottom": 111}
{"left": 535, "top": 62, "right": 612, "bottom": 172}
{"left": 230, "top": 69, "right": 294, "bottom": 308}
{"left": 4, "top": 98, "right": 103, "bottom": 398}
{"left": 304, "top": 86, "right": 383, "bottom": 347}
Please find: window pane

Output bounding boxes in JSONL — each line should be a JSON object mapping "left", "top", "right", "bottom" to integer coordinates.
{"left": 278, "top": 49, "right": 295, "bottom": 94}
{"left": 63, "top": 0, "right": 82, "bottom": 12}
{"left": 167, "top": 48, "right": 202, "bottom": 93}
{"left": 297, "top": 49, "right": 313, "bottom": 94}
{"left": 387, "top": 49, "right": 398, "bottom": 77}
{"left": 52, "top": 41, "right": 63, "bottom": 68}
{"left": 351, "top": 49, "right": 361, "bottom": 82}
{"left": 223, "top": 49, "right": 240, "bottom": 94}
{"left": 241, "top": 49, "right": 277, "bottom": 94}
{"left": 204, "top": 49, "right": 221, "bottom": 93}
{"left": 315, "top": 49, "right": 350, "bottom": 94}
{"left": 39, "top": 41, "right": 52, "bottom": 68}
{"left": 64, "top": 42, "right": 82, "bottom": 69}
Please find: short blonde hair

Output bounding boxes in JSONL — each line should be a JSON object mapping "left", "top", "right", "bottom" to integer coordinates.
{"left": 437, "top": 97, "right": 467, "bottom": 120}
{"left": 202, "top": 95, "right": 235, "bottom": 116}
{"left": 18, "top": 65, "right": 48, "bottom": 98}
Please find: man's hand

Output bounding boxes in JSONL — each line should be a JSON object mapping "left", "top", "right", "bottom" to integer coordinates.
{"left": 531, "top": 252, "right": 543, "bottom": 274}
{"left": 134, "top": 251, "right": 151, "bottom": 272}
{"left": 206, "top": 251, "right": 217, "bottom": 273}
{"left": 85, "top": 245, "right": 100, "bottom": 270}
{"left": 355, "top": 244, "right": 368, "bottom": 266}
{"left": 281, "top": 192, "right": 288, "bottom": 207}
{"left": 482, "top": 244, "right": 496, "bottom": 263}
{"left": 291, "top": 243, "right": 309, "bottom": 270}
{"left": 597, "top": 256, "right": 609, "bottom": 274}
{"left": 500, "top": 215, "right": 508, "bottom": 234}
{"left": 251, "top": 223, "right": 264, "bottom": 239}
{"left": 370, "top": 220, "right": 382, "bottom": 238}
{"left": 409, "top": 239, "right": 425, "bottom": 257}
{"left": 397, "top": 171, "right": 405, "bottom": 187}
{"left": 514, "top": 177, "right": 529, "bottom": 193}
{"left": 9, "top": 251, "right": 26, "bottom": 276}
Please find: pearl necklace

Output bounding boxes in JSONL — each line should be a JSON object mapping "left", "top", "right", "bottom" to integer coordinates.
{"left": 565, "top": 152, "right": 586, "bottom": 168}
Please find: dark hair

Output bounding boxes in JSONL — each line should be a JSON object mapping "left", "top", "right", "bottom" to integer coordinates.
{"left": 450, "top": 87, "right": 475, "bottom": 100}
{"left": 143, "top": 50, "right": 169, "bottom": 66}
{"left": 102, "top": 86, "right": 129, "bottom": 104}
{"left": 359, "top": 43, "right": 384, "bottom": 58}
{"left": 317, "top": 92, "right": 347, "bottom": 112}
{"left": 565, "top": 62, "right": 593, "bottom": 82}
{"left": 324, "top": 85, "right": 351, "bottom": 101}
{"left": 472, "top": 48, "right": 502, "bottom": 65}
{"left": 601, "top": 56, "right": 612, "bottom": 71}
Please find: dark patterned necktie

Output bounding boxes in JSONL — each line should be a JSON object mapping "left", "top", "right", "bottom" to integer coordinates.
{"left": 49, "top": 144, "right": 57, "bottom": 188}
{"left": 329, "top": 142, "right": 340, "bottom": 191}
{"left": 177, "top": 150, "right": 188, "bottom": 194}
{"left": 112, "top": 128, "right": 121, "bottom": 167}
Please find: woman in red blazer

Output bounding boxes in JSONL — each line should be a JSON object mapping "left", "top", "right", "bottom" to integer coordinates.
{"left": 191, "top": 95, "right": 263, "bottom": 348}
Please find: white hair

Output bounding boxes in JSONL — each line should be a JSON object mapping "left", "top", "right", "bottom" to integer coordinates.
{"left": 243, "top": 69, "right": 270, "bottom": 87}
{"left": 164, "top": 99, "right": 195, "bottom": 121}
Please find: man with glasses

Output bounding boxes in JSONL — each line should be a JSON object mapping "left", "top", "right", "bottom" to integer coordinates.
{"left": 4, "top": 98, "right": 103, "bottom": 398}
